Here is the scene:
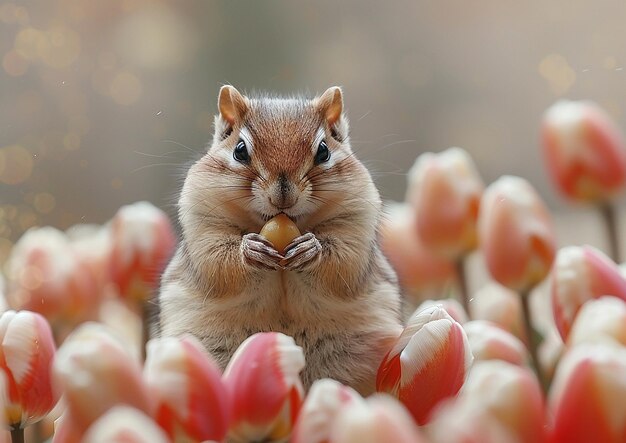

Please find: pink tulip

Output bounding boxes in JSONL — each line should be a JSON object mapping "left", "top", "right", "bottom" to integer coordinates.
{"left": 53, "top": 322, "right": 150, "bottom": 440}
{"left": 479, "top": 176, "right": 556, "bottom": 292}
{"left": 429, "top": 360, "right": 546, "bottom": 443}
{"left": 329, "top": 395, "right": 427, "bottom": 443}
{"left": 567, "top": 296, "right": 626, "bottom": 347}
{"left": 109, "top": 201, "right": 175, "bottom": 301}
{"left": 464, "top": 320, "right": 529, "bottom": 366}
{"left": 379, "top": 202, "right": 456, "bottom": 301}
{"left": 292, "top": 379, "right": 364, "bottom": 443}
{"left": 542, "top": 100, "right": 626, "bottom": 202}
{"left": 82, "top": 406, "right": 169, "bottom": 443}
{"left": 65, "top": 224, "right": 113, "bottom": 294}
{"left": 471, "top": 282, "right": 525, "bottom": 342}
{"left": 406, "top": 147, "right": 484, "bottom": 259}
{"left": 417, "top": 298, "right": 468, "bottom": 324}
{"left": 549, "top": 344, "right": 626, "bottom": 443}
{"left": 5, "top": 227, "right": 101, "bottom": 328}
{"left": 551, "top": 245, "right": 626, "bottom": 340}
{"left": 376, "top": 305, "right": 473, "bottom": 424}
{"left": 144, "top": 335, "right": 230, "bottom": 442}
{"left": 223, "top": 332, "right": 305, "bottom": 442}
{"left": 0, "top": 310, "right": 57, "bottom": 429}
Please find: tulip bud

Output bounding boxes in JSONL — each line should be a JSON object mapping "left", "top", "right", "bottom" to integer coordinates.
{"left": 406, "top": 147, "right": 484, "bottom": 259}
{"left": 223, "top": 332, "right": 305, "bottom": 442}
{"left": 542, "top": 100, "right": 626, "bottom": 202}
{"left": 478, "top": 176, "right": 556, "bottom": 292}
{"left": 82, "top": 406, "right": 169, "bottom": 443}
{"left": 292, "top": 379, "right": 363, "bottom": 443}
{"left": 417, "top": 298, "right": 468, "bottom": 324}
{"left": 66, "top": 223, "right": 112, "bottom": 293}
{"left": 551, "top": 245, "right": 626, "bottom": 340}
{"left": 376, "top": 305, "right": 473, "bottom": 424}
{"left": 464, "top": 320, "right": 529, "bottom": 366}
{"left": 568, "top": 296, "right": 626, "bottom": 347}
{"left": 549, "top": 343, "right": 626, "bottom": 443}
{"left": 379, "top": 202, "right": 456, "bottom": 302}
{"left": 5, "top": 227, "right": 101, "bottom": 328}
{"left": 144, "top": 335, "right": 230, "bottom": 442}
{"left": 329, "top": 394, "right": 427, "bottom": 443}
{"left": 0, "top": 310, "right": 57, "bottom": 429}
{"left": 429, "top": 360, "right": 546, "bottom": 443}
{"left": 471, "top": 282, "right": 525, "bottom": 341}
{"left": 53, "top": 322, "right": 150, "bottom": 438}
{"left": 109, "top": 201, "right": 175, "bottom": 301}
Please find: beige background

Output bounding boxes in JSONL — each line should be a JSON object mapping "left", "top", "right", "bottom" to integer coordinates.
{"left": 2, "top": 0, "right": 626, "bottom": 266}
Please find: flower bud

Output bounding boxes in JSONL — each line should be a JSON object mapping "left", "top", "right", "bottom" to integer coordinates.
{"left": 478, "top": 176, "right": 556, "bottom": 292}
{"left": 551, "top": 245, "right": 626, "bottom": 340}
{"left": 376, "top": 305, "right": 473, "bottom": 424}
{"left": 464, "top": 320, "right": 529, "bottom": 366}
{"left": 471, "top": 282, "right": 525, "bottom": 341}
{"left": 568, "top": 296, "right": 626, "bottom": 347}
{"left": 82, "top": 406, "right": 169, "bottom": 443}
{"left": 542, "top": 100, "right": 626, "bottom": 201}
{"left": 223, "top": 332, "right": 305, "bottom": 442}
{"left": 406, "top": 147, "right": 484, "bottom": 259}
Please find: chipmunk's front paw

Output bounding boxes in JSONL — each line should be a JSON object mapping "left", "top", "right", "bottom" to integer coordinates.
{"left": 283, "top": 232, "right": 322, "bottom": 271}
{"left": 241, "top": 233, "right": 284, "bottom": 270}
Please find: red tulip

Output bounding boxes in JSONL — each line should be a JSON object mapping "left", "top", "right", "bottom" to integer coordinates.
{"left": 417, "top": 298, "right": 468, "bottom": 324}
{"left": 82, "top": 406, "right": 169, "bottom": 443}
{"left": 464, "top": 320, "right": 529, "bottom": 366}
{"left": 329, "top": 395, "right": 427, "bottom": 443}
{"left": 0, "top": 310, "right": 57, "bottom": 429}
{"left": 223, "top": 332, "right": 305, "bottom": 442}
{"left": 5, "top": 227, "right": 101, "bottom": 328}
{"left": 376, "top": 305, "right": 473, "bottom": 424}
{"left": 406, "top": 147, "right": 484, "bottom": 259}
{"left": 292, "top": 379, "right": 363, "bottom": 443}
{"left": 479, "top": 176, "right": 556, "bottom": 292}
{"left": 471, "top": 283, "right": 525, "bottom": 342}
{"left": 549, "top": 344, "right": 626, "bottom": 443}
{"left": 551, "top": 245, "right": 626, "bottom": 340}
{"left": 144, "top": 335, "right": 230, "bottom": 442}
{"left": 542, "top": 100, "right": 626, "bottom": 202}
{"left": 53, "top": 322, "right": 150, "bottom": 441}
{"left": 109, "top": 201, "right": 175, "bottom": 301}
{"left": 429, "top": 360, "right": 546, "bottom": 443}
{"left": 379, "top": 202, "right": 456, "bottom": 301}
{"left": 567, "top": 296, "right": 626, "bottom": 347}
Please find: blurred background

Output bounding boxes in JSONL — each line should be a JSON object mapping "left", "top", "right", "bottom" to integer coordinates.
{"left": 2, "top": 0, "right": 626, "bottom": 265}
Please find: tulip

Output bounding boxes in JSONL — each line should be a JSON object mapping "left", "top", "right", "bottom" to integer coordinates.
{"left": 376, "top": 305, "right": 473, "bottom": 424}
{"left": 429, "top": 360, "right": 546, "bottom": 443}
{"left": 109, "top": 201, "right": 175, "bottom": 301}
{"left": 567, "top": 296, "right": 626, "bottom": 347}
{"left": 406, "top": 147, "right": 484, "bottom": 259}
{"left": 471, "top": 282, "right": 525, "bottom": 341}
{"left": 53, "top": 322, "right": 150, "bottom": 441}
{"left": 82, "top": 406, "right": 169, "bottom": 443}
{"left": 542, "top": 100, "right": 626, "bottom": 202}
{"left": 291, "top": 379, "right": 363, "bottom": 443}
{"left": 65, "top": 223, "right": 112, "bottom": 293}
{"left": 464, "top": 320, "right": 529, "bottom": 366}
{"left": 551, "top": 245, "right": 626, "bottom": 340}
{"left": 549, "top": 343, "right": 626, "bottom": 443}
{"left": 478, "top": 176, "right": 556, "bottom": 293}
{"left": 4, "top": 227, "right": 101, "bottom": 330}
{"left": 417, "top": 298, "right": 468, "bottom": 324}
{"left": 0, "top": 310, "right": 57, "bottom": 429}
{"left": 379, "top": 202, "right": 456, "bottom": 303}
{"left": 144, "top": 335, "right": 230, "bottom": 442}
{"left": 223, "top": 332, "right": 305, "bottom": 442}
{"left": 329, "top": 394, "right": 427, "bottom": 443}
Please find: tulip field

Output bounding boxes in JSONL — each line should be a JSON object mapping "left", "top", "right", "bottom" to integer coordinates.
{"left": 1, "top": 99, "right": 626, "bottom": 443}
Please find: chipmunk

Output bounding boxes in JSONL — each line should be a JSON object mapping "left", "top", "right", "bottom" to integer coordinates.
{"left": 159, "top": 85, "right": 403, "bottom": 395}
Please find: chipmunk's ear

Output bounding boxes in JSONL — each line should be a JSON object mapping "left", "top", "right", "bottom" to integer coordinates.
{"left": 317, "top": 86, "right": 343, "bottom": 127}
{"left": 218, "top": 85, "right": 248, "bottom": 125}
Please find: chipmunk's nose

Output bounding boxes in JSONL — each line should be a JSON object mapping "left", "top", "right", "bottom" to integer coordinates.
{"left": 269, "top": 173, "right": 298, "bottom": 209}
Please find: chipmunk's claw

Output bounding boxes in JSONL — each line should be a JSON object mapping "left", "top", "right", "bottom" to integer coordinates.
{"left": 283, "top": 232, "right": 321, "bottom": 270}
{"left": 241, "top": 233, "right": 284, "bottom": 270}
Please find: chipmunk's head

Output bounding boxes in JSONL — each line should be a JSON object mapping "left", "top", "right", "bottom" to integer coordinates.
{"left": 182, "top": 85, "right": 378, "bottom": 231}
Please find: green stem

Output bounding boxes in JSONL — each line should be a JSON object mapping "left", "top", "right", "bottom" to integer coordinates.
{"left": 520, "top": 291, "right": 548, "bottom": 393}
{"left": 455, "top": 258, "right": 470, "bottom": 317}
{"left": 600, "top": 202, "right": 621, "bottom": 263}
{"left": 10, "top": 427, "right": 24, "bottom": 443}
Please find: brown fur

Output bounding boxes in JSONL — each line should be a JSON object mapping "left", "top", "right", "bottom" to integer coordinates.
{"left": 159, "top": 86, "right": 403, "bottom": 395}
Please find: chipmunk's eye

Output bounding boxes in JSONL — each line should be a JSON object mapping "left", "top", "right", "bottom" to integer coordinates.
{"left": 233, "top": 139, "right": 250, "bottom": 163}
{"left": 315, "top": 140, "right": 330, "bottom": 165}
